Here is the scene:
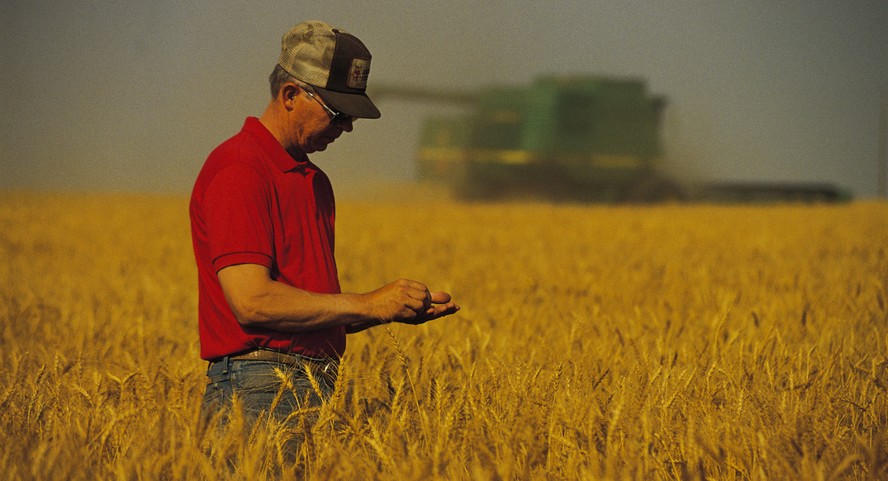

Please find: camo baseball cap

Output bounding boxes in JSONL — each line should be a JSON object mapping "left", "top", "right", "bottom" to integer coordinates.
{"left": 277, "top": 20, "right": 380, "bottom": 119}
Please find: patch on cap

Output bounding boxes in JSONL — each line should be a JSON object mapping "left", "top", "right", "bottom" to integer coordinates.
{"left": 348, "top": 58, "right": 370, "bottom": 90}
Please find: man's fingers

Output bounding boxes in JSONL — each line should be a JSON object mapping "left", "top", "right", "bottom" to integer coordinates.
{"left": 399, "top": 281, "right": 430, "bottom": 302}
{"left": 376, "top": 280, "right": 458, "bottom": 323}
{"left": 430, "top": 291, "right": 452, "bottom": 304}
{"left": 401, "top": 296, "right": 426, "bottom": 314}
{"left": 424, "top": 302, "right": 460, "bottom": 318}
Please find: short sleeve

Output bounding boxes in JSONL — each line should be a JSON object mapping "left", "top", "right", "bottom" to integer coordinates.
{"left": 204, "top": 163, "right": 274, "bottom": 272}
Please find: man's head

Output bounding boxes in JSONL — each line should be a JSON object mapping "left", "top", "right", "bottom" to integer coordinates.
{"left": 273, "top": 20, "right": 380, "bottom": 120}
{"left": 262, "top": 21, "right": 380, "bottom": 155}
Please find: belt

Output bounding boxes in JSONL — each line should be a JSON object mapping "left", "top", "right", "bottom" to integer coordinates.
{"left": 216, "top": 349, "right": 339, "bottom": 382}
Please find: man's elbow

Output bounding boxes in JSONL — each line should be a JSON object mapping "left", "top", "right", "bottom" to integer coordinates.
{"left": 227, "top": 294, "right": 272, "bottom": 327}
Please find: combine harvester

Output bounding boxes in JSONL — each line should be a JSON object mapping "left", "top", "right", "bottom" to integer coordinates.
{"left": 371, "top": 75, "right": 848, "bottom": 203}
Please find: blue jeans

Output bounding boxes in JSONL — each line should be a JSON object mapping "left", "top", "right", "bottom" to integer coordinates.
{"left": 201, "top": 355, "right": 337, "bottom": 428}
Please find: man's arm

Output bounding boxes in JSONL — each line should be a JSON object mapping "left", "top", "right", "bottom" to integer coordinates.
{"left": 216, "top": 263, "right": 459, "bottom": 333}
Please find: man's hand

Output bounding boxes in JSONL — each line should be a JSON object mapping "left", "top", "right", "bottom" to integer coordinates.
{"left": 362, "top": 278, "right": 459, "bottom": 325}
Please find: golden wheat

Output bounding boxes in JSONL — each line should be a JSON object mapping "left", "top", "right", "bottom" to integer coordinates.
{"left": 0, "top": 191, "right": 886, "bottom": 480}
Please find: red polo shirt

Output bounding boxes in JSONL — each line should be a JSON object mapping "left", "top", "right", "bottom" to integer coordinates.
{"left": 190, "top": 117, "right": 345, "bottom": 361}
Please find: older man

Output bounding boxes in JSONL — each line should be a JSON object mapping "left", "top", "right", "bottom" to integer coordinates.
{"left": 190, "top": 20, "right": 458, "bottom": 427}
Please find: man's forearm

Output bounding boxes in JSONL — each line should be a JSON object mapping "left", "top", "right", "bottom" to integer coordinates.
{"left": 233, "top": 283, "right": 372, "bottom": 332}
{"left": 218, "top": 264, "right": 372, "bottom": 332}
{"left": 218, "top": 263, "right": 457, "bottom": 333}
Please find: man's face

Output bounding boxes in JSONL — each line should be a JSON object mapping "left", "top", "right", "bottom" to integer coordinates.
{"left": 291, "top": 88, "right": 354, "bottom": 154}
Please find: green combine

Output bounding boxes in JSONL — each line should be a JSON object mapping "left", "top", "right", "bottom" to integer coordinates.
{"left": 372, "top": 75, "right": 845, "bottom": 203}
{"left": 408, "top": 75, "right": 679, "bottom": 201}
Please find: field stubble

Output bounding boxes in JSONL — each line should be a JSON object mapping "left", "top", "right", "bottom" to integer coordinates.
{"left": 0, "top": 192, "right": 886, "bottom": 480}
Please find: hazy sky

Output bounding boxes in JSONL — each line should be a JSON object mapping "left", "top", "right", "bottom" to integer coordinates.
{"left": 3, "top": 1, "right": 887, "bottom": 197}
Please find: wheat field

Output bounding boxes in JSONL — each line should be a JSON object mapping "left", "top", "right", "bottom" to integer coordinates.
{"left": 0, "top": 191, "right": 886, "bottom": 480}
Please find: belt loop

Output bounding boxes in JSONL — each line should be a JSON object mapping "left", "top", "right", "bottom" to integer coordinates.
{"left": 221, "top": 355, "right": 230, "bottom": 375}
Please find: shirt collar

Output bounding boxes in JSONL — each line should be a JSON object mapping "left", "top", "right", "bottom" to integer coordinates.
{"left": 242, "top": 117, "right": 309, "bottom": 172}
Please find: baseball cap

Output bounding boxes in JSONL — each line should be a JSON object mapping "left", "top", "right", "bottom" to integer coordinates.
{"left": 278, "top": 20, "right": 381, "bottom": 119}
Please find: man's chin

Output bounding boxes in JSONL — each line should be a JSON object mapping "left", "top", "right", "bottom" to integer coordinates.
{"left": 311, "top": 140, "right": 334, "bottom": 153}
{"left": 301, "top": 144, "right": 323, "bottom": 154}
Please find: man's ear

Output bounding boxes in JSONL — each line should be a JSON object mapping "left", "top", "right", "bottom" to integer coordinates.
{"left": 279, "top": 83, "right": 302, "bottom": 109}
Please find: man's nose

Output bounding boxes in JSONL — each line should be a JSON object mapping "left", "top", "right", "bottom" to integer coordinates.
{"left": 339, "top": 118, "right": 354, "bottom": 133}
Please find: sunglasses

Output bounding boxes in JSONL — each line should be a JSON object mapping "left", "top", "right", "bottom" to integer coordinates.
{"left": 303, "top": 87, "right": 356, "bottom": 124}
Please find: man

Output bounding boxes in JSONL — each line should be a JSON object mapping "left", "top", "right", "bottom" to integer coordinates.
{"left": 190, "top": 20, "right": 459, "bottom": 427}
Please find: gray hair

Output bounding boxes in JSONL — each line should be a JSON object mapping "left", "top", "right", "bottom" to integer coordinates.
{"left": 268, "top": 64, "right": 311, "bottom": 98}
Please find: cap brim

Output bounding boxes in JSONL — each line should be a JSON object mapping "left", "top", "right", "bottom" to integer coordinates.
{"left": 313, "top": 87, "right": 381, "bottom": 119}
